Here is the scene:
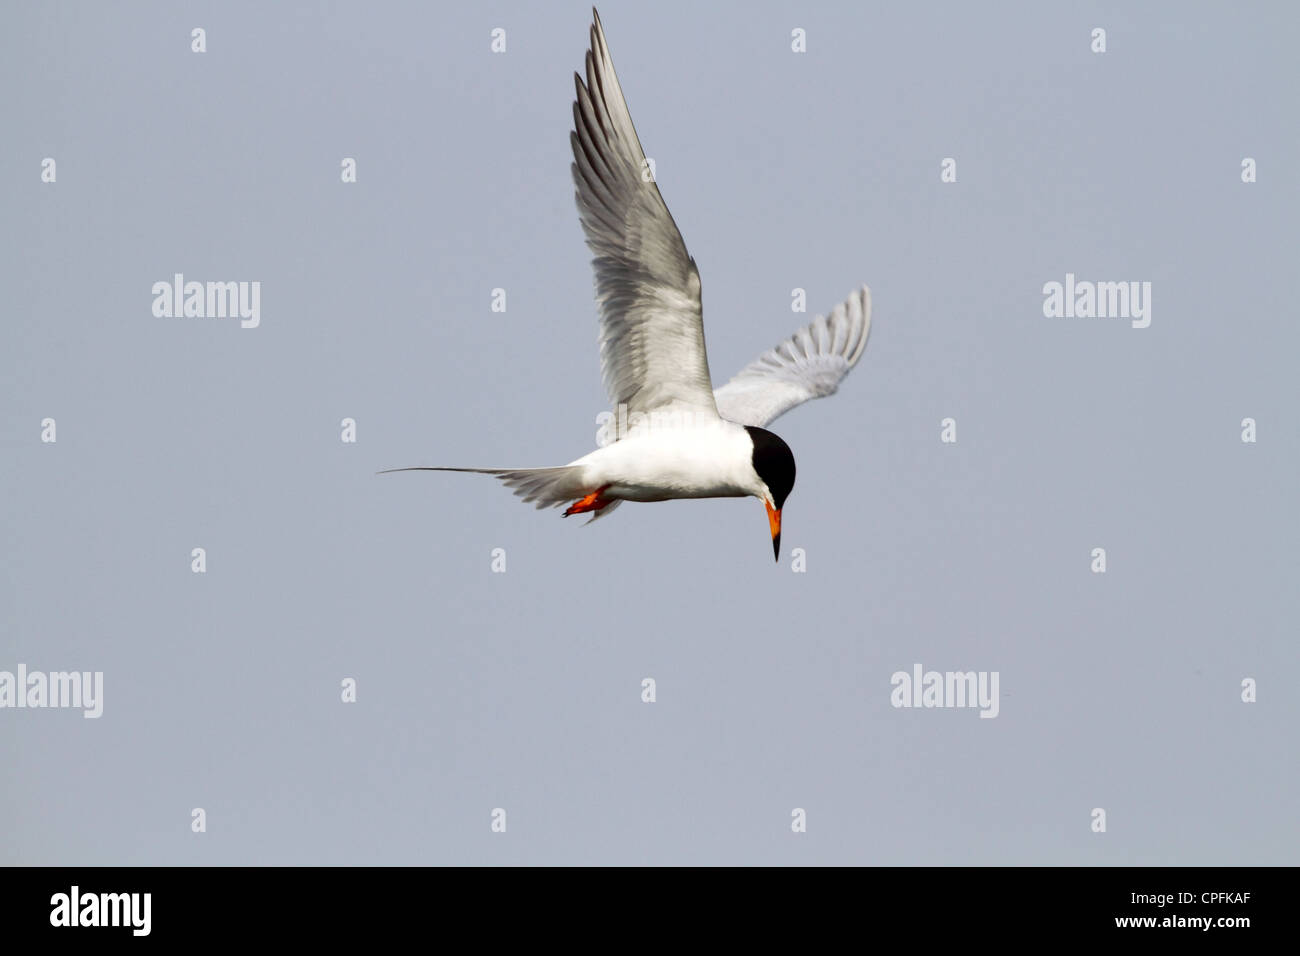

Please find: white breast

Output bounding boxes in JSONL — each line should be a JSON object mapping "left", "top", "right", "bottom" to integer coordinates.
{"left": 568, "top": 420, "right": 759, "bottom": 502}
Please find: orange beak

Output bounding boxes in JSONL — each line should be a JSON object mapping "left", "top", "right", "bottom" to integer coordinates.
{"left": 765, "top": 501, "right": 782, "bottom": 562}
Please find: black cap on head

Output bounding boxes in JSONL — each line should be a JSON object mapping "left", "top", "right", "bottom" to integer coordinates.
{"left": 744, "top": 426, "right": 795, "bottom": 509}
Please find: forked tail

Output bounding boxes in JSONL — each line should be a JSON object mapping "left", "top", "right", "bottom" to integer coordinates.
{"left": 377, "top": 465, "right": 590, "bottom": 510}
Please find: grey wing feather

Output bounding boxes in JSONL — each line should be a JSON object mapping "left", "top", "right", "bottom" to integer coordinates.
{"left": 571, "top": 10, "right": 719, "bottom": 418}
{"left": 713, "top": 286, "right": 872, "bottom": 428}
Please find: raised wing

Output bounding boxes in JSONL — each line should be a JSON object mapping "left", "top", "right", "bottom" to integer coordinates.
{"left": 713, "top": 286, "right": 872, "bottom": 428}
{"left": 571, "top": 10, "right": 719, "bottom": 418}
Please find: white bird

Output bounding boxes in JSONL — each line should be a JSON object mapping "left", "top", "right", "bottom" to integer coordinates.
{"left": 383, "top": 9, "right": 872, "bottom": 561}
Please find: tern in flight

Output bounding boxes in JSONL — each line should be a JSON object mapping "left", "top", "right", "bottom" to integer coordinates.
{"left": 384, "top": 9, "right": 873, "bottom": 561}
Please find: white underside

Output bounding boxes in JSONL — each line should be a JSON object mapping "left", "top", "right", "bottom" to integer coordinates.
{"left": 566, "top": 419, "right": 763, "bottom": 503}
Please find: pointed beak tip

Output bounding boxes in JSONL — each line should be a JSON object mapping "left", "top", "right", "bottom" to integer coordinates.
{"left": 765, "top": 502, "right": 782, "bottom": 563}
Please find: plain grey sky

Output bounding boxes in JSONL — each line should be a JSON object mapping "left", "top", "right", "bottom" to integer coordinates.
{"left": 2, "top": 1, "right": 1297, "bottom": 865}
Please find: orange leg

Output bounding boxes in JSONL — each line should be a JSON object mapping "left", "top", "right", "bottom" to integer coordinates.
{"left": 564, "top": 485, "right": 614, "bottom": 517}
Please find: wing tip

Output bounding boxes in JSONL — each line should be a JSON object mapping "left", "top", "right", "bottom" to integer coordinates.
{"left": 846, "top": 284, "right": 872, "bottom": 367}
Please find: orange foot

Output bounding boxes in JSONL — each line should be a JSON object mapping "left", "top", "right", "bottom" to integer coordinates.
{"left": 564, "top": 485, "right": 613, "bottom": 517}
